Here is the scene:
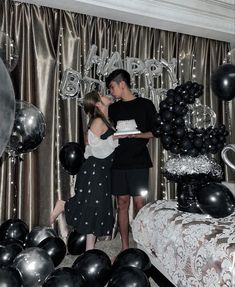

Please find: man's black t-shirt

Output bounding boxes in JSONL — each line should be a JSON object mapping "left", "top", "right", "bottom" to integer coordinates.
{"left": 109, "top": 97, "right": 157, "bottom": 169}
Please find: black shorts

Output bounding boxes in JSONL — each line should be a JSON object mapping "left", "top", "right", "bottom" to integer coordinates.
{"left": 111, "top": 168, "right": 149, "bottom": 197}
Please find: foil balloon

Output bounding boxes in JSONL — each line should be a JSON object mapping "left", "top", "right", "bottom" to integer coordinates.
{"left": 60, "top": 68, "right": 81, "bottom": 99}
{"left": 7, "top": 100, "right": 46, "bottom": 155}
{"left": 103, "top": 52, "right": 123, "bottom": 76}
{"left": 161, "top": 58, "right": 178, "bottom": 87}
{"left": 185, "top": 100, "right": 217, "bottom": 130}
{"left": 126, "top": 57, "right": 145, "bottom": 77}
{"left": 0, "top": 31, "right": 19, "bottom": 72}
{"left": 0, "top": 57, "right": 16, "bottom": 157}
{"left": 96, "top": 48, "right": 109, "bottom": 76}
{"left": 84, "top": 44, "right": 98, "bottom": 74}
{"left": 13, "top": 247, "right": 54, "bottom": 287}
{"left": 221, "top": 144, "right": 235, "bottom": 171}
{"left": 145, "top": 59, "right": 163, "bottom": 78}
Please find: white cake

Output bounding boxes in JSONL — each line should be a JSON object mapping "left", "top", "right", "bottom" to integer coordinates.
{"left": 114, "top": 119, "right": 141, "bottom": 135}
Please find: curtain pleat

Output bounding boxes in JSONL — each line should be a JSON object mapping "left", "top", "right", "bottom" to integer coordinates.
{"left": 0, "top": 0, "right": 233, "bottom": 234}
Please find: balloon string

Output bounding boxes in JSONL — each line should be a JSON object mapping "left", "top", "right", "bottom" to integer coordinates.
{"left": 71, "top": 175, "right": 75, "bottom": 187}
{"left": 12, "top": 156, "right": 18, "bottom": 219}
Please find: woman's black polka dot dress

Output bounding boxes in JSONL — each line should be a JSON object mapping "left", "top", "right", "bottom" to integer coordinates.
{"left": 64, "top": 128, "right": 115, "bottom": 237}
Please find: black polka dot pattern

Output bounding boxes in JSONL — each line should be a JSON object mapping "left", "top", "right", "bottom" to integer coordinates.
{"left": 64, "top": 153, "right": 114, "bottom": 237}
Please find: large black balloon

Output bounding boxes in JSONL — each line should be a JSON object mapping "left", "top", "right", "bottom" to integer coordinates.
{"left": 72, "top": 249, "right": 112, "bottom": 287}
{"left": 25, "top": 226, "right": 57, "bottom": 247}
{"left": 67, "top": 229, "right": 86, "bottom": 255}
{"left": 108, "top": 266, "right": 150, "bottom": 287}
{"left": 0, "top": 242, "right": 23, "bottom": 267}
{"left": 0, "top": 267, "right": 23, "bottom": 287}
{"left": 38, "top": 236, "right": 66, "bottom": 267}
{"left": 0, "top": 218, "right": 29, "bottom": 243}
{"left": 196, "top": 183, "right": 235, "bottom": 218}
{"left": 211, "top": 64, "right": 235, "bottom": 101}
{"left": 43, "top": 267, "right": 86, "bottom": 287}
{"left": 13, "top": 247, "right": 54, "bottom": 287}
{"left": 112, "top": 248, "right": 151, "bottom": 273}
{"left": 59, "top": 142, "right": 84, "bottom": 175}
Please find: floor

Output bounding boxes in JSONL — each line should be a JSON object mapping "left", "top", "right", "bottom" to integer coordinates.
{"left": 60, "top": 232, "right": 175, "bottom": 287}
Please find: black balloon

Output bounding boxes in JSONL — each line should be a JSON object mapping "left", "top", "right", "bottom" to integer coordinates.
{"left": 43, "top": 267, "right": 86, "bottom": 287}
{"left": 38, "top": 236, "right": 66, "bottom": 267}
{"left": 0, "top": 267, "right": 23, "bottom": 287}
{"left": 196, "top": 183, "right": 235, "bottom": 218}
{"left": 59, "top": 142, "right": 84, "bottom": 175}
{"left": 72, "top": 249, "right": 112, "bottom": 287}
{"left": 108, "top": 266, "right": 150, "bottom": 287}
{"left": 13, "top": 247, "right": 54, "bottom": 287}
{"left": 25, "top": 226, "right": 57, "bottom": 247}
{"left": 0, "top": 242, "right": 23, "bottom": 267}
{"left": 67, "top": 230, "right": 86, "bottom": 255}
{"left": 112, "top": 248, "right": 151, "bottom": 273}
{"left": 0, "top": 218, "right": 29, "bottom": 243}
{"left": 211, "top": 64, "right": 235, "bottom": 101}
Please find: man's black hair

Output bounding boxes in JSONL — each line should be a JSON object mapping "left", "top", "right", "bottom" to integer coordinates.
{"left": 105, "top": 69, "right": 131, "bottom": 89}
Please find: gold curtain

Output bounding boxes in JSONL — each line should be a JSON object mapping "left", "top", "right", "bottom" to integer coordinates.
{"left": 0, "top": 0, "right": 234, "bottom": 233}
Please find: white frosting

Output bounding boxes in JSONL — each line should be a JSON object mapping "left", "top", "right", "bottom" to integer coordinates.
{"left": 116, "top": 119, "right": 137, "bottom": 131}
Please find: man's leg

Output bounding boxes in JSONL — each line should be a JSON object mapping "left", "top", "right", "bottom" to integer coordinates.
{"left": 133, "top": 195, "right": 145, "bottom": 217}
{"left": 116, "top": 195, "right": 130, "bottom": 251}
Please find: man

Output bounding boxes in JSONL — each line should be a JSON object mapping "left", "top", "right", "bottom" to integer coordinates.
{"left": 106, "top": 69, "right": 157, "bottom": 251}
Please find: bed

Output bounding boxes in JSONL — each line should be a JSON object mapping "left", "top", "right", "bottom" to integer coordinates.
{"left": 132, "top": 200, "right": 235, "bottom": 287}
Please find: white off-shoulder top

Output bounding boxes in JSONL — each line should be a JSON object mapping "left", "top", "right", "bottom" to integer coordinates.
{"left": 84, "top": 129, "right": 119, "bottom": 159}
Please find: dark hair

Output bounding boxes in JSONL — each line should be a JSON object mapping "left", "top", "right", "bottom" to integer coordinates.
{"left": 83, "top": 91, "right": 112, "bottom": 128}
{"left": 105, "top": 69, "right": 131, "bottom": 89}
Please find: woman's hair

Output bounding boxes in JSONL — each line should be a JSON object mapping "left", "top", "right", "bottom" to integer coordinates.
{"left": 83, "top": 90, "right": 111, "bottom": 128}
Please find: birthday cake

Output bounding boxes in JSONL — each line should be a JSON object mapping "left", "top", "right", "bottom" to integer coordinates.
{"left": 114, "top": 119, "right": 141, "bottom": 135}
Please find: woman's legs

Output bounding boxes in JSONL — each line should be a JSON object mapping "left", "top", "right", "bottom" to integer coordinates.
{"left": 86, "top": 234, "right": 97, "bottom": 250}
{"left": 49, "top": 200, "right": 65, "bottom": 225}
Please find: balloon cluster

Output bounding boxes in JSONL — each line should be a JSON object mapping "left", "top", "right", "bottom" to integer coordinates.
{"left": 0, "top": 217, "right": 154, "bottom": 286}
{"left": 152, "top": 81, "right": 228, "bottom": 156}
{"left": 0, "top": 219, "right": 67, "bottom": 286}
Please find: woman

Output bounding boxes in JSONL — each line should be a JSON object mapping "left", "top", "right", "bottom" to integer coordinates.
{"left": 50, "top": 91, "right": 118, "bottom": 250}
